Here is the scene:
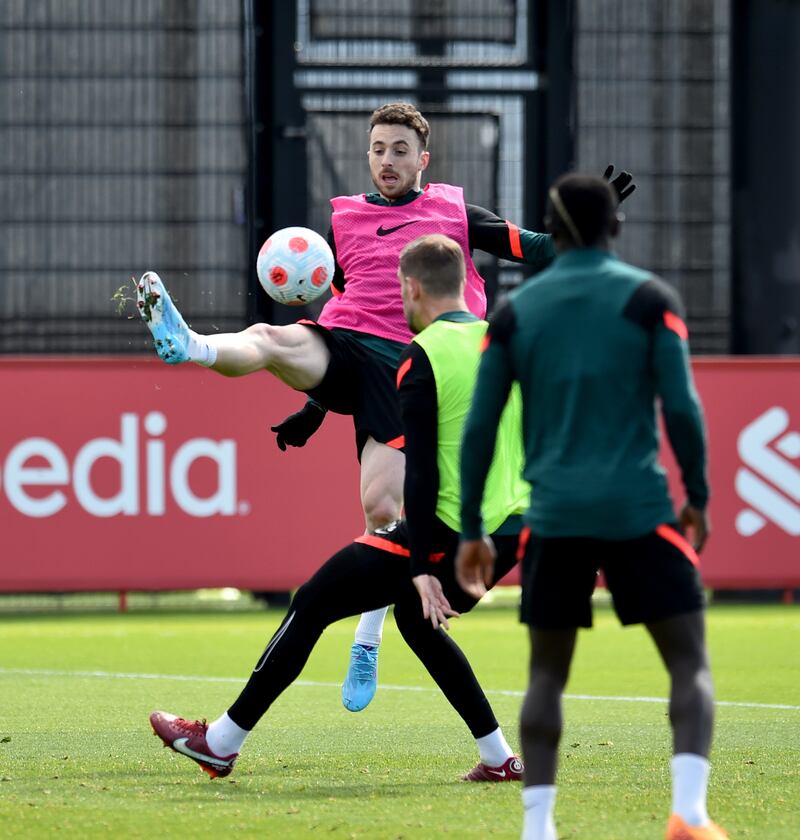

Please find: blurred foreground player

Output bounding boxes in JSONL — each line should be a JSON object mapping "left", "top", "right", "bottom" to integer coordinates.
{"left": 456, "top": 174, "right": 728, "bottom": 840}
{"left": 149, "top": 234, "right": 531, "bottom": 783}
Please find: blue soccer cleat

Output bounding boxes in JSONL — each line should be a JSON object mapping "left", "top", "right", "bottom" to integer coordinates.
{"left": 342, "top": 643, "right": 379, "bottom": 712}
{"left": 136, "top": 271, "right": 191, "bottom": 364}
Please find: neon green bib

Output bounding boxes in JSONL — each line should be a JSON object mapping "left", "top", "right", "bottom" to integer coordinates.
{"left": 413, "top": 317, "right": 529, "bottom": 533}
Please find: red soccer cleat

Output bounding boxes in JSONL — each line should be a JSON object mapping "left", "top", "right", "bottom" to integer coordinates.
{"left": 149, "top": 710, "right": 238, "bottom": 779}
{"left": 462, "top": 755, "right": 524, "bottom": 782}
{"left": 665, "top": 814, "right": 730, "bottom": 840}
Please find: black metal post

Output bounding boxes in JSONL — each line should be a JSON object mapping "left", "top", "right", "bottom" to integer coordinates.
{"left": 247, "top": 0, "right": 308, "bottom": 325}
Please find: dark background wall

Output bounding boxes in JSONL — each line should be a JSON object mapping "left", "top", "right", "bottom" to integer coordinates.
{"left": 0, "top": 0, "right": 250, "bottom": 353}
{"left": 0, "top": 1, "right": 795, "bottom": 356}
{"left": 732, "top": 0, "right": 800, "bottom": 354}
{"left": 574, "top": 0, "right": 732, "bottom": 354}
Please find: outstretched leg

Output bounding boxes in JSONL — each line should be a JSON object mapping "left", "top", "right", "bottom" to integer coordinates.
{"left": 226, "top": 544, "right": 403, "bottom": 731}
{"left": 137, "top": 271, "right": 329, "bottom": 387}
{"left": 149, "top": 540, "right": 410, "bottom": 778}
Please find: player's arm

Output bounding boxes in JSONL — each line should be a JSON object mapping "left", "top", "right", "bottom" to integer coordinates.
{"left": 464, "top": 166, "right": 635, "bottom": 274}
{"left": 456, "top": 305, "right": 517, "bottom": 597}
{"left": 398, "top": 344, "right": 460, "bottom": 628}
{"left": 460, "top": 302, "right": 517, "bottom": 541}
{"left": 270, "top": 399, "right": 327, "bottom": 451}
{"left": 465, "top": 204, "right": 556, "bottom": 274}
{"left": 396, "top": 342, "right": 442, "bottom": 577}
{"left": 627, "top": 278, "right": 710, "bottom": 548}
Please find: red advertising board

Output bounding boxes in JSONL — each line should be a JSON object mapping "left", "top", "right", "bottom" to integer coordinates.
{"left": 1, "top": 357, "right": 798, "bottom": 592}
{"left": 668, "top": 359, "right": 800, "bottom": 588}
{"left": 0, "top": 358, "right": 363, "bottom": 591}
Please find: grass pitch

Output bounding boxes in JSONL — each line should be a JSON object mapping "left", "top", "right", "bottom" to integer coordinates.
{"left": 1, "top": 602, "right": 798, "bottom": 839}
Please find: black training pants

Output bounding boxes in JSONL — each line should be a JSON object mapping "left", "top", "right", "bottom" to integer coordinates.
{"left": 227, "top": 526, "right": 520, "bottom": 738}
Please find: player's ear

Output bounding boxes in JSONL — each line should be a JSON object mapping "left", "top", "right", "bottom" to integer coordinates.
{"left": 408, "top": 275, "right": 422, "bottom": 299}
{"left": 419, "top": 150, "right": 430, "bottom": 171}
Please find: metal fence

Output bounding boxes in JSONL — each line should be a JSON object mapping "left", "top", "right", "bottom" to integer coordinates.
{"left": 574, "top": 0, "right": 731, "bottom": 353}
{"left": 0, "top": 1, "right": 735, "bottom": 355}
{"left": 0, "top": 0, "right": 250, "bottom": 354}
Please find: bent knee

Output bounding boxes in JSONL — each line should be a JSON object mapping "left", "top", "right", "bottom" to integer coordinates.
{"left": 243, "top": 321, "right": 282, "bottom": 346}
{"left": 290, "top": 579, "right": 326, "bottom": 613}
{"left": 364, "top": 500, "right": 401, "bottom": 531}
{"left": 361, "top": 484, "right": 402, "bottom": 530}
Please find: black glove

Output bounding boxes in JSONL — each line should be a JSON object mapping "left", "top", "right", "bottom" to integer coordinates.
{"left": 270, "top": 399, "right": 327, "bottom": 451}
{"left": 603, "top": 164, "right": 636, "bottom": 203}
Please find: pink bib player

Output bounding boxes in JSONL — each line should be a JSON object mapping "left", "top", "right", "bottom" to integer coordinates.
{"left": 319, "top": 183, "right": 486, "bottom": 344}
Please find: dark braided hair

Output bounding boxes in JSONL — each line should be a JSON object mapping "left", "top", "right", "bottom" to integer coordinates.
{"left": 546, "top": 173, "right": 618, "bottom": 248}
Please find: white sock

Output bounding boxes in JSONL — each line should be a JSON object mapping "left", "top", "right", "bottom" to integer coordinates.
{"left": 475, "top": 726, "right": 514, "bottom": 766}
{"left": 521, "top": 785, "right": 557, "bottom": 840}
{"left": 186, "top": 330, "right": 217, "bottom": 367}
{"left": 206, "top": 712, "right": 249, "bottom": 757}
{"left": 354, "top": 607, "right": 388, "bottom": 647}
{"left": 671, "top": 753, "right": 710, "bottom": 826}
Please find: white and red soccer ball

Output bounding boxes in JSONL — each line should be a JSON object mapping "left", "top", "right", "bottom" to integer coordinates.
{"left": 257, "top": 226, "right": 334, "bottom": 306}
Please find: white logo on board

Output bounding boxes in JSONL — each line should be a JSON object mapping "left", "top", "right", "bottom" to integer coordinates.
{"left": 1, "top": 412, "right": 238, "bottom": 519}
{"left": 735, "top": 407, "right": 800, "bottom": 536}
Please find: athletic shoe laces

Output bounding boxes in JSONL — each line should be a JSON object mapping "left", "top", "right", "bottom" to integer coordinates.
{"left": 351, "top": 647, "right": 377, "bottom": 682}
{"left": 175, "top": 717, "right": 208, "bottom": 735}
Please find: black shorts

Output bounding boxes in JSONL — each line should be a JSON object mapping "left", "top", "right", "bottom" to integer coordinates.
{"left": 301, "top": 323, "right": 404, "bottom": 458}
{"left": 358, "top": 519, "right": 523, "bottom": 614}
{"left": 519, "top": 524, "right": 705, "bottom": 629}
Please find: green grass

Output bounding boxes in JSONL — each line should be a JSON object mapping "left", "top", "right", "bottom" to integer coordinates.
{"left": 1, "top": 603, "right": 798, "bottom": 838}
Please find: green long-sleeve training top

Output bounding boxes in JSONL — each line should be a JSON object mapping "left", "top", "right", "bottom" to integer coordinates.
{"left": 460, "top": 247, "right": 709, "bottom": 541}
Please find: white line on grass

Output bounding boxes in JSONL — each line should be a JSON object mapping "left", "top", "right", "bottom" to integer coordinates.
{"left": 1, "top": 667, "right": 799, "bottom": 712}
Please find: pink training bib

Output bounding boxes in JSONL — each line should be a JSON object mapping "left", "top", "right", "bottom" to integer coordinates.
{"left": 319, "top": 183, "right": 486, "bottom": 344}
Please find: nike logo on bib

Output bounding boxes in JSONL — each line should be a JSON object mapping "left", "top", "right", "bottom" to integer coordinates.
{"left": 376, "top": 220, "right": 421, "bottom": 236}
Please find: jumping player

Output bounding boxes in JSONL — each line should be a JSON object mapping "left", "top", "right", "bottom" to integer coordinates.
{"left": 455, "top": 173, "right": 727, "bottom": 840}
{"left": 149, "top": 234, "right": 530, "bottom": 783}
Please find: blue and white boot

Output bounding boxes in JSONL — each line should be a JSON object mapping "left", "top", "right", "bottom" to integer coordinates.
{"left": 341, "top": 643, "right": 379, "bottom": 712}
{"left": 137, "top": 271, "right": 191, "bottom": 364}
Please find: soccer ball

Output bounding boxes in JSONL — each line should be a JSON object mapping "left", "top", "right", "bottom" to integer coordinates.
{"left": 256, "top": 226, "right": 334, "bottom": 306}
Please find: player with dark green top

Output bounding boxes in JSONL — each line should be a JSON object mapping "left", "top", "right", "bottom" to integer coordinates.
{"left": 456, "top": 174, "right": 727, "bottom": 840}
{"left": 459, "top": 233, "right": 708, "bottom": 543}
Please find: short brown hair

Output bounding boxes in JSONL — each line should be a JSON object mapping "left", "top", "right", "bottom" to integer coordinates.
{"left": 369, "top": 102, "right": 430, "bottom": 151}
{"left": 399, "top": 234, "right": 465, "bottom": 298}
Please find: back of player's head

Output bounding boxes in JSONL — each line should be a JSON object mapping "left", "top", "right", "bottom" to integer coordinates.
{"left": 399, "top": 234, "right": 465, "bottom": 297}
{"left": 545, "top": 173, "right": 618, "bottom": 248}
{"left": 369, "top": 103, "right": 430, "bottom": 151}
